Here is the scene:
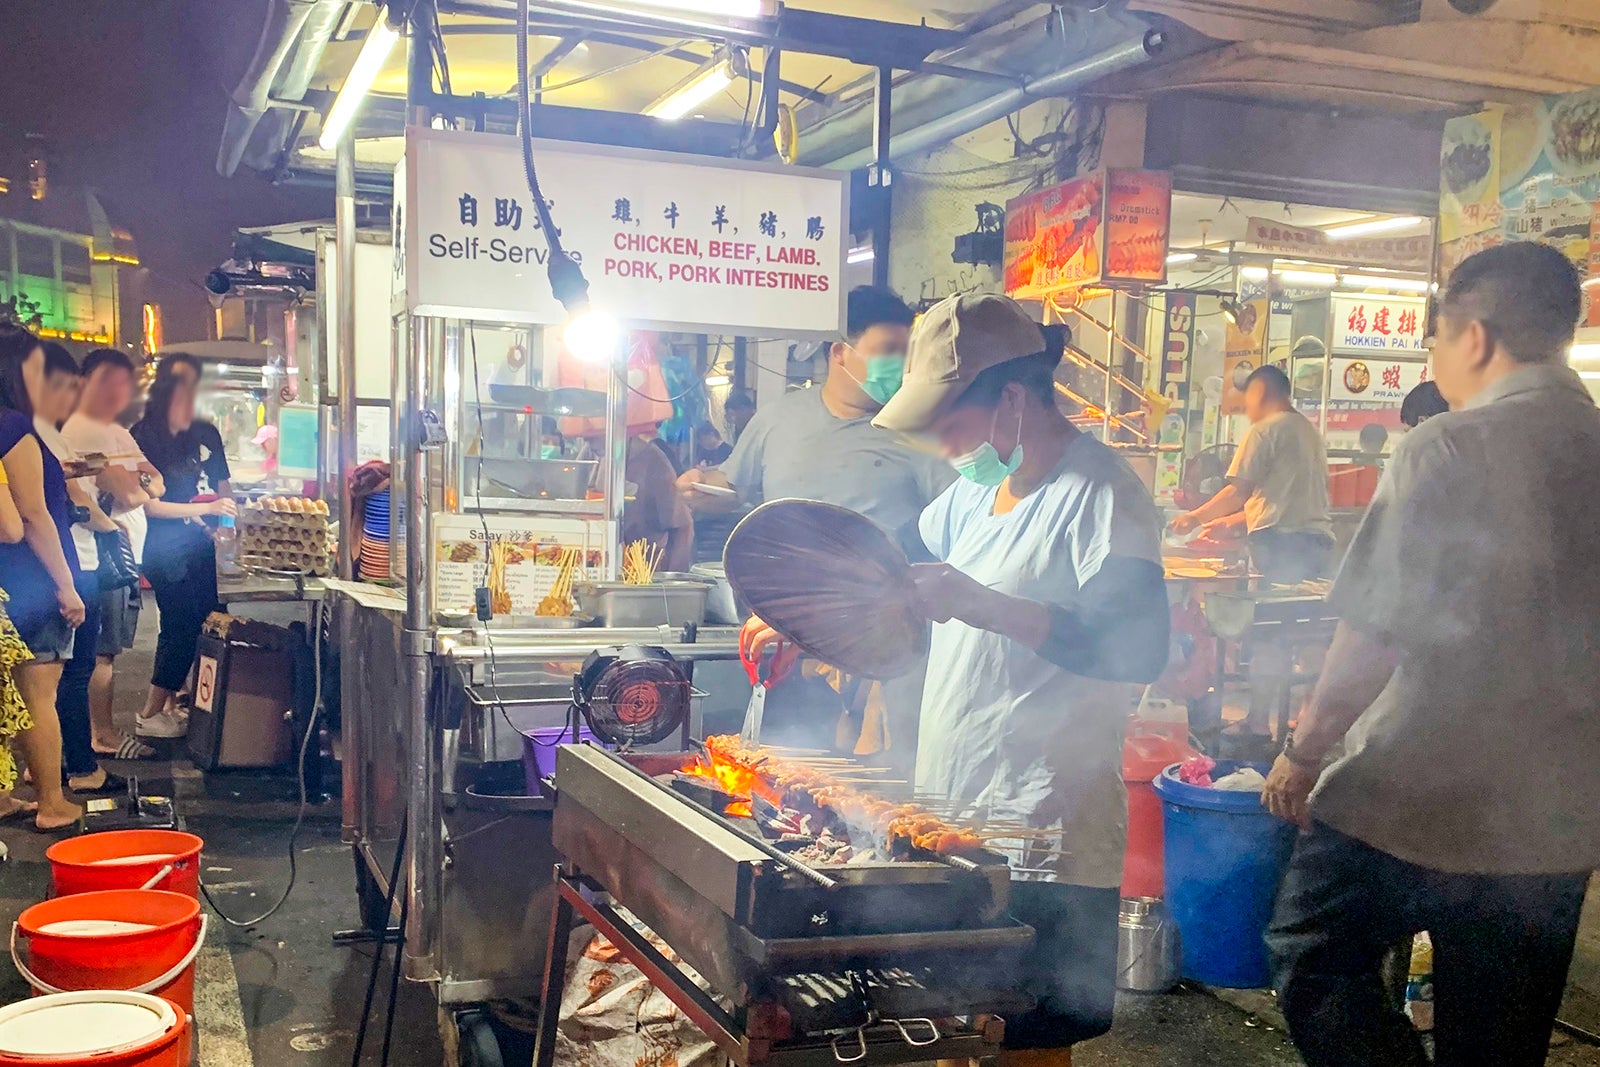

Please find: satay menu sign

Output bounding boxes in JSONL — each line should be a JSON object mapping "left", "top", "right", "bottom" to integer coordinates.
{"left": 1003, "top": 168, "right": 1172, "bottom": 298}
{"left": 398, "top": 128, "right": 847, "bottom": 337}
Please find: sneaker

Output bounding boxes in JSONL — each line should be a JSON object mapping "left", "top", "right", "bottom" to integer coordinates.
{"left": 135, "top": 709, "right": 188, "bottom": 739}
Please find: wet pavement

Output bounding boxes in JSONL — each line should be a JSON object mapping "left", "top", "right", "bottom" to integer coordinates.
{"left": 1, "top": 625, "right": 1596, "bottom": 1067}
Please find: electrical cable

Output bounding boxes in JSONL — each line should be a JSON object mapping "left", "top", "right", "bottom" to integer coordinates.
{"left": 198, "top": 599, "right": 325, "bottom": 928}
{"left": 465, "top": 323, "right": 511, "bottom": 722}
{"left": 516, "top": 0, "right": 575, "bottom": 260}
{"left": 349, "top": 810, "right": 409, "bottom": 1067}
{"left": 377, "top": 881, "right": 412, "bottom": 1067}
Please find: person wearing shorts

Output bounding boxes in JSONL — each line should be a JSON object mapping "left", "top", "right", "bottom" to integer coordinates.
{"left": 64, "top": 348, "right": 159, "bottom": 760}
{"left": 0, "top": 325, "right": 85, "bottom": 832}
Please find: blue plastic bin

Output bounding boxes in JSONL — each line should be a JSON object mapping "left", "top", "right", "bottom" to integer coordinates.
{"left": 1153, "top": 761, "right": 1296, "bottom": 988}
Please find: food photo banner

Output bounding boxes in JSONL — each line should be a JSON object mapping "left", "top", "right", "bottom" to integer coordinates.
{"left": 1440, "top": 86, "right": 1600, "bottom": 325}
{"left": 396, "top": 128, "right": 848, "bottom": 337}
{"left": 1003, "top": 168, "right": 1172, "bottom": 297}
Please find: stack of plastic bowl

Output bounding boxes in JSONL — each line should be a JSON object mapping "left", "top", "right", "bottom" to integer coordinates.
{"left": 360, "top": 489, "right": 392, "bottom": 580}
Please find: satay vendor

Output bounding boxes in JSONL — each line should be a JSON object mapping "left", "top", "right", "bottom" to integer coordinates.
{"left": 873, "top": 292, "right": 1169, "bottom": 1063}
{"left": 1170, "top": 364, "right": 1334, "bottom": 583}
{"left": 681, "top": 285, "right": 952, "bottom": 770}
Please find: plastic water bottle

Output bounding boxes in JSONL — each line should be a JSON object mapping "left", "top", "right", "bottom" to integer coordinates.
{"left": 216, "top": 513, "right": 241, "bottom": 576}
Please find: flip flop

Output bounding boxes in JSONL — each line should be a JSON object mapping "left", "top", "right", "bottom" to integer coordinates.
{"left": 67, "top": 771, "right": 128, "bottom": 797}
{"left": 0, "top": 801, "right": 39, "bottom": 826}
{"left": 30, "top": 816, "right": 84, "bottom": 837}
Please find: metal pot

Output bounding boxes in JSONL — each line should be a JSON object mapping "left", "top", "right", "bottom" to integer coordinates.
{"left": 687, "top": 562, "right": 743, "bottom": 625}
{"left": 1117, "top": 896, "right": 1181, "bottom": 992}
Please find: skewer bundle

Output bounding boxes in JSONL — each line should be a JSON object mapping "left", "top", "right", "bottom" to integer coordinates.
{"left": 621, "top": 538, "right": 663, "bottom": 585}
{"left": 536, "top": 547, "right": 581, "bottom": 617}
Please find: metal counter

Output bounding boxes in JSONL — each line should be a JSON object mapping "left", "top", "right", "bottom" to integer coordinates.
{"left": 336, "top": 590, "right": 742, "bottom": 1006}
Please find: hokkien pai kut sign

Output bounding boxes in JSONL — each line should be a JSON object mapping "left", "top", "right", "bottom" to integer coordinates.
{"left": 398, "top": 128, "right": 848, "bottom": 338}
{"left": 1330, "top": 294, "right": 1428, "bottom": 355}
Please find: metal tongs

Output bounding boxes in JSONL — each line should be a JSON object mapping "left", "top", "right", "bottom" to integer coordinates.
{"left": 829, "top": 972, "right": 941, "bottom": 1063}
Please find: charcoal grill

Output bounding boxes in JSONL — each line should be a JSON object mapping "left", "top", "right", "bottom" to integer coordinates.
{"left": 532, "top": 743, "right": 1035, "bottom": 1067}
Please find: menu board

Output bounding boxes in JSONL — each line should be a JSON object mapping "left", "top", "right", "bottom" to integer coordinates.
{"left": 1003, "top": 168, "right": 1172, "bottom": 297}
{"left": 432, "top": 514, "right": 611, "bottom": 618}
{"left": 1440, "top": 87, "right": 1600, "bottom": 325}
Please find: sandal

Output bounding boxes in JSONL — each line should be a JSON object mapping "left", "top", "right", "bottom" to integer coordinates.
{"left": 67, "top": 771, "right": 128, "bottom": 797}
{"left": 0, "top": 800, "right": 39, "bottom": 825}
{"left": 94, "top": 734, "right": 159, "bottom": 760}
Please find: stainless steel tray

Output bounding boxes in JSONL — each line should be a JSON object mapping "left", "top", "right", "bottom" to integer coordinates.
{"left": 574, "top": 581, "right": 708, "bottom": 627}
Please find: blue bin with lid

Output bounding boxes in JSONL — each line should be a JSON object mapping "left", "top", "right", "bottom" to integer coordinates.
{"left": 1153, "top": 761, "right": 1297, "bottom": 988}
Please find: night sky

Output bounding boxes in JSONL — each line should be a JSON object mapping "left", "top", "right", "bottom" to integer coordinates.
{"left": 0, "top": 0, "right": 331, "bottom": 341}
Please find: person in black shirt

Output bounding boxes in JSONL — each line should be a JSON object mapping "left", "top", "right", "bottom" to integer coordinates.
{"left": 129, "top": 362, "right": 235, "bottom": 739}
{"left": 151, "top": 354, "right": 231, "bottom": 495}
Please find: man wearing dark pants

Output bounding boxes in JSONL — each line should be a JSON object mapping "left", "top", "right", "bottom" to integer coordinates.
{"left": 1262, "top": 242, "right": 1600, "bottom": 1067}
{"left": 1170, "top": 364, "right": 1333, "bottom": 583}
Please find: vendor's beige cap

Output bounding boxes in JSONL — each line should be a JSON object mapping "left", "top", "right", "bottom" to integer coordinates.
{"left": 873, "top": 292, "right": 1047, "bottom": 433}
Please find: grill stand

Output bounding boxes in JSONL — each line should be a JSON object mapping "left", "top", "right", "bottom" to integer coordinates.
{"left": 532, "top": 864, "right": 1009, "bottom": 1067}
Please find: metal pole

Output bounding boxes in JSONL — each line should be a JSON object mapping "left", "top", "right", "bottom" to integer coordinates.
{"left": 1104, "top": 292, "right": 1116, "bottom": 444}
{"left": 335, "top": 136, "right": 359, "bottom": 580}
{"left": 403, "top": 317, "right": 440, "bottom": 983}
{"left": 871, "top": 65, "right": 892, "bottom": 290}
{"left": 402, "top": 8, "right": 440, "bottom": 984}
{"left": 604, "top": 351, "right": 626, "bottom": 581}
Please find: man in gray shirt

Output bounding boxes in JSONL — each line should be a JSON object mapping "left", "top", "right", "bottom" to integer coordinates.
{"left": 1263, "top": 242, "right": 1599, "bottom": 1067}
{"left": 1172, "top": 364, "right": 1334, "bottom": 583}
{"left": 681, "top": 286, "right": 951, "bottom": 537}
{"left": 679, "top": 286, "right": 952, "bottom": 766}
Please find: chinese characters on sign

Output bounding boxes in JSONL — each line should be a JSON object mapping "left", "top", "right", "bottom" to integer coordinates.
{"left": 1331, "top": 295, "right": 1428, "bottom": 355}
{"left": 402, "top": 129, "right": 848, "bottom": 336}
{"left": 1439, "top": 87, "right": 1600, "bottom": 326}
{"left": 1245, "top": 218, "right": 1432, "bottom": 271}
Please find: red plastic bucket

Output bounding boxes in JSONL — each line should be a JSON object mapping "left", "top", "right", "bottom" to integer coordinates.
{"left": 0, "top": 991, "right": 189, "bottom": 1067}
{"left": 12, "top": 891, "right": 206, "bottom": 1018}
{"left": 46, "top": 831, "right": 202, "bottom": 899}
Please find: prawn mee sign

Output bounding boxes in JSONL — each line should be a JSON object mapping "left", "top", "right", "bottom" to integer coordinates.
{"left": 397, "top": 128, "right": 847, "bottom": 337}
{"left": 1439, "top": 85, "right": 1600, "bottom": 325}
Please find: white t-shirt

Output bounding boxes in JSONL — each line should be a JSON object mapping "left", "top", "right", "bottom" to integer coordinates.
{"left": 62, "top": 414, "right": 149, "bottom": 565}
{"left": 1227, "top": 408, "right": 1333, "bottom": 536}
{"left": 34, "top": 416, "right": 97, "bottom": 572}
{"left": 916, "top": 435, "right": 1163, "bottom": 888}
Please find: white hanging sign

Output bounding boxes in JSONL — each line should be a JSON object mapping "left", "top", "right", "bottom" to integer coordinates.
{"left": 397, "top": 128, "right": 848, "bottom": 338}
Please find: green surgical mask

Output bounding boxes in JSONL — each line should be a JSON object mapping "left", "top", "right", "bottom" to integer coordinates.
{"left": 951, "top": 407, "right": 1024, "bottom": 487}
{"left": 539, "top": 444, "right": 562, "bottom": 460}
{"left": 842, "top": 346, "right": 906, "bottom": 405}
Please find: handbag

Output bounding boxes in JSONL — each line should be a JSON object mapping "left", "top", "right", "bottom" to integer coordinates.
{"left": 95, "top": 526, "right": 140, "bottom": 593}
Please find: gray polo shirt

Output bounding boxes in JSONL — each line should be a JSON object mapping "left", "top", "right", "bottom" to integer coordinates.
{"left": 720, "top": 386, "right": 953, "bottom": 534}
{"left": 1311, "top": 363, "right": 1600, "bottom": 875}
{"left": 1227, "top": 409, "right": 1333, "bottom": 537}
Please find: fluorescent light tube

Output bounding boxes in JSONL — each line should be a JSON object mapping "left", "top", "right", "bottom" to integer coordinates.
{"left": 599, "top": 0, "right": 769, "bottom": 15}
{"left": 1323, "top": 215, "right": 1425, "bottom": 240}
{"left": 1340, "top": 274, "right": 1432, "bottom": 293}
{"left": 644, "top": 49, "right": 745, "bottom": 121}
{"left": 1166, "top": 252, "right": 1198, "bottom": 265}
{"left": 846, "top": 246, "right": 875, "bottom": 265}
{"left": 1274, "top": 269, "right": 1338, "bottom": 287}
{"left": 705, "top": 373, "right": 731, "bottom": 387}
{"left": 318, "top": 15, "right": 401, "bottom": 150}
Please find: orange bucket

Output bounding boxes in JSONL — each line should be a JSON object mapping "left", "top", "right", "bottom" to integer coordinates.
{"left": 11, "top": 891, "right": 206, "bottom": 1018}
{"left": 0, "top": 992, "right": 189, "bottom": 1067}
{"left": 45, "top": 830, "right": 202, "bottom": 898}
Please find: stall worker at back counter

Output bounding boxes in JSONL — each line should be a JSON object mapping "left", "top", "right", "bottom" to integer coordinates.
{"left": 679, "top": 286, "right": 953, "bottom": 772}
{"left": 1170, "top": 363, "right": 1334, "bottom": 583}
{"left": 875, "top": 293, "right": 1169, "bottom": 1067}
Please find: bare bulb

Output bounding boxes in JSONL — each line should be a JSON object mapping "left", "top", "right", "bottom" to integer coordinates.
{"left": 563, "top": 307, "right": 623, "bottom": 364}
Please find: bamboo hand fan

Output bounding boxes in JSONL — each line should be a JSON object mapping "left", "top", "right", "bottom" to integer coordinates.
{"left": 722, "top": 499, "right": 927, "bottom": 680}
